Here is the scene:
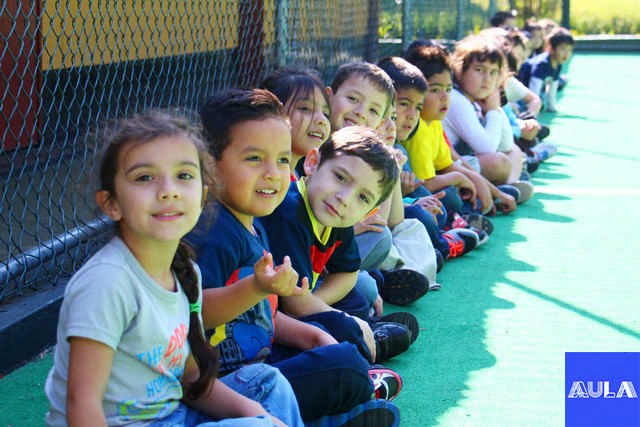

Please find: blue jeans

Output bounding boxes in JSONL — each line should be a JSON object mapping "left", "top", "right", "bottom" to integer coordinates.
{"left": 407, "top": 185, "right": 447, "bottom": 228}
{"left": 297, "top": 311, "right": 372, "bottom": 364}
{"left": 355, "top": 226, "right": 392, "bottom": 271}
{"left": 151, "top": 364, "right": 304, "bottom": 427}
{"left": 270, "top": 342, "right": 373, "bottom": 422}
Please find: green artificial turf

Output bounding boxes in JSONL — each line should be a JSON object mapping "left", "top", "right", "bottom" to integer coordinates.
{"left": 1, "top": 53, "right": 638, "bottom": 427}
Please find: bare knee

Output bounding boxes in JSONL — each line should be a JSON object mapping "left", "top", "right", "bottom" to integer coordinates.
{"left": 478, "top": 152, "right": 511, "bottom": 184}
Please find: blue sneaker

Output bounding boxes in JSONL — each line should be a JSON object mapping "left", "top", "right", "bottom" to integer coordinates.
{"left": 306, "top": 399, "right": 400, "bottom": 427}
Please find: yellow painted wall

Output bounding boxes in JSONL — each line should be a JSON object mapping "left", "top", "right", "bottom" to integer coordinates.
{"left": 41, "top": 0, "right": 371, "bottom": 71}
{"left": 41, "top": 0, "right": 238, "bottom": 70}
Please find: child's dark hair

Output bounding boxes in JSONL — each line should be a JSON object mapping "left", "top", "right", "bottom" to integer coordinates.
{"left": 376, "top": 56, "right": 427, "bottom": 93}
{"left": 451, "top": 34, "right": 504, "bottom": 82}
{"left": 404, "top": 44, "right": 452, "bottom": 80}
{"left": 98, "top": 110, "right": 219, "bottom": 400}
{"left": 547, "top": 27, "right": 574, "bottom": 49}
{"left": 260, "top": 66, "right": 329, "bottom": 114}
{"left": 523, "top": 20, "right": 542, "bottom": 34}
{"left": 317, "top": 126, "right": 399, "bottom": 204}
{"left": 330, "top": 62, "right": 395, "bottom": 114}
{"left": 490, "top": 10, "right": 516, "bottom": 28}
{"left": 200, "top": 88, "right": 287, "bottom": 160}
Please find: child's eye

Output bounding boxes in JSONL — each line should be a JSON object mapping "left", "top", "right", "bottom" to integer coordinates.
{"left": 278, "top": 156, "right": 290, "bottom": 165}
{"left": 245, "top": 155, "right": 261, "bottom": 162}
{"left": 323, "top": 109, "right": 331, "bottom": 118}
{"left": 178, "top": 172, "right": 195, "bottom": 180}
{"left": 297, "top": 106, "right": 311, "bottom": 113}
{"left": 135, "top": 174, "right": 153, "bottom": 182}
{"left": 359, "top": 193, "right": 370, "bottom": 204}
{"left": 370, "top": 108, "right": 380, "bottom": 116}
{"left": 445, "top": 87, "right": 452, "bottom": 93}
{"left": 416, "top": 105, "right": 423, "bottom": 112}
{"left": 347, "top": 95, "right": 358, "bottom": 103}
{"left": 391, "top": 115, "right": 397, "bottom": 122}
{"left": 334, "top": 172, "right": 345, "bottom": 182}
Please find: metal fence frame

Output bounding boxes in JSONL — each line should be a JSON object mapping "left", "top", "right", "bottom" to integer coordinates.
{"left": 0, "top": 0, "right": 509, "bottom": 373}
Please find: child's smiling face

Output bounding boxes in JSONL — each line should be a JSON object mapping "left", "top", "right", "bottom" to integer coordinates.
{"left": 215, "top": 117, "right": 292, "bottom": 230}
{"left": 287, "top": 86, "right": 331, "bottom": 162}
{"left": 328, "top": 76, "right": 389, "bottom": 131}
{"left": 303, "top": 150, "right": 383, "bottom": 228}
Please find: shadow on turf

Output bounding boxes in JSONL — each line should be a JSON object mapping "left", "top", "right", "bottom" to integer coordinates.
{"left": 383, "top": 159, "right": 578, "bottom": 426}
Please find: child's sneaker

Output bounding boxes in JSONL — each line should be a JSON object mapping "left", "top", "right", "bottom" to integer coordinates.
{"left": 469, "top": 227, "right": 489, "bottom": 246}
{"left": 531, "top": 141, "right": 558, "bottom": 161}
{"left": 441, "top": 228, "right": 478, "bottom": 259}
{"left": 372, "top": 321, "right": 411, "bottom": 363}
{"left": 369, "top": 365, "right": 403, "bottom": 401}
{"left": 510, "top": 180, "right": 534, "bottom": 204}
{"left": 461, "top": 213, "right": 494, "bottom": 235}
{"left": 449, "top": 212, "right": 468, "bottom": 229}
{"left": 435, "top": 248, "right": 445, "bottom": 273}
{"left": 498, "top": 184, "right": 521, "bottom": 202}
{"left": 371, "top": 311, "right": 419, "bottom": 344}
{"left": 307, "top": 398, "right": 400, "bottom": 427}
{"left": 379, "top": 269, "right": 429, "bottom": 306}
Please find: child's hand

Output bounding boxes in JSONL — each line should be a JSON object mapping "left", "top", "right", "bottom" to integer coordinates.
{"left": 311, "top": 328, "right": 339, "bottom": 348}
{"left": 495, "top": 191, "right": 517, "bottom": 214}
{"left": 457, "top": 175, "right": 478, "bottom": 209}
{"left": 478, "top": 90, "right": 501, "bottom": 112}
{"left": 349, "top": 315, "right": 376, "bottom": 362}
{"left": 353, "top": 213, "right": 387, "bottom": 235}
{"left": 270, "top": 416, "right": 288, "bottom": 427}
{"left": 400, "top": 171, "right": 420, "bottom": 196}
{"left": 373, "top": 295, "right": 384, "bottom": 317}
{"left": 413, "top": 193, "right": 444, "bottom": 218}
{"left": 393, "top": 148, "right": 408, "bottom": 167}
{"left": 254, "top": 253, "right": 310, "bottom": 297}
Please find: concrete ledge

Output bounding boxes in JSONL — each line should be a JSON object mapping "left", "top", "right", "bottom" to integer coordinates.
{"left": 0, "top": 285, "right": 64, "bottom": 375}
{"left": 574, "top": 35, "right": 640, "bottom": 52}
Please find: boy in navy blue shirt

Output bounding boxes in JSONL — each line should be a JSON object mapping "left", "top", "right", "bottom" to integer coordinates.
{"left": 188, "top": 89, "right": 401, "bottom": 426}
{"left": 519, "top": 27, "right": 574, "bottom": 112}
{"left": 260, "top": 126, "right": 419, "bottom": 361}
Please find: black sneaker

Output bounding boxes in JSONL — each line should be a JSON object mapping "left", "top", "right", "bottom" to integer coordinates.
{"left": 435, "top": 248, "right": 445, "bottom": 273}
{"left": 469, "top": 227, "right": 489, "bottom": 246}
{"left": 307, "top": 399, "right": 400, "bottom": 427}
{"left": 369, "top": 365, "right": 403, "bottom": 401}
{"left": 372, "top": 322, "right": 411, "bottom": 363}
{"left": 441, "top": 228, "right": 478, "bottom": 259}
{"left": 371, "top": 311, "right": 419, "bottom": 344}
{"left": 379, "top": 269, "right": 429, "bottom": 305}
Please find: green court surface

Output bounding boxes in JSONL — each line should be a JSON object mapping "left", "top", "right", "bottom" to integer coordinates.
{"left": 1, "top": 53, "right": 639, "bottom": 426}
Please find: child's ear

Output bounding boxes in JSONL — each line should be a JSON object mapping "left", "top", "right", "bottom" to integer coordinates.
{"left": 325, "top": 86, "right": 333, "bottom": 98}
{"left": 303, "top": 148, "right": 321, "bottom": 177}
{"left": 95, "top": 190, "right": 122, "bottom": 221}
{"left": 201, "top": 185, "right": 209, "bottom": 209}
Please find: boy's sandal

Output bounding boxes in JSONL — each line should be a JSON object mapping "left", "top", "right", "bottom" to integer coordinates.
{"left": 461, "top": 213, "right": 494, "bottom": 235}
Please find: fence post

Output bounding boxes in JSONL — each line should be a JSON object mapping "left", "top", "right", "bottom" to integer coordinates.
{"left": 365, "top": 0, "right": 380, "bottom": 62}
{"left": 237, "top": 0, "right": 265, "bottom": 87}
{"left": 275, "top": 0, "right": 288, "bottom": 68}
{"left": 488, "top": 0, "right": 497, "bottom": 22}
{"left": 402, "top": 0, "right": 412, "bottom": 52}
{"left": 456, "top": 0, "right": 464, "bottom": 40}
{"left": 562, "top": 0, "right": 570, "bottom": 29}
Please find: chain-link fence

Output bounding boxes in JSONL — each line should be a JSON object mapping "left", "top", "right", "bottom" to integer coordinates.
{"left": 1, "top": 0, "right": 497, "bottom": 305}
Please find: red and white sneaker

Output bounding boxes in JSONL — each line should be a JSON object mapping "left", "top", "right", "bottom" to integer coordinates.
{"left": 369, "top": 365, "right": 403, "bottom": 401}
